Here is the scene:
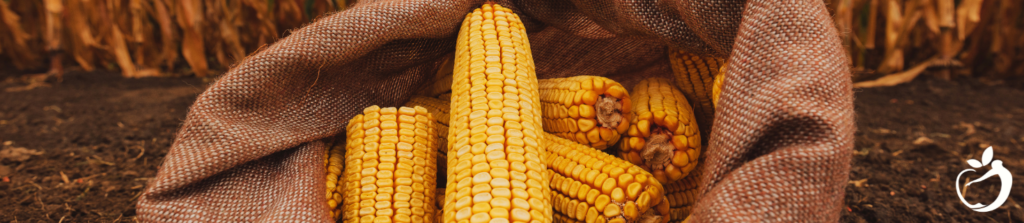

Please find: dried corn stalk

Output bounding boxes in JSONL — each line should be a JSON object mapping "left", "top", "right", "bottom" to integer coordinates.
{"left": 0, "top": 0, "right": 348, "bottom": 78}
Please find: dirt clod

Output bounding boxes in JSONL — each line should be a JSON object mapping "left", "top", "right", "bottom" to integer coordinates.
{"left": 0, "top": 165, "right": 11, "bottom": 176}
{"left": 0, "top": 147, "right": 43, "bottom": 162}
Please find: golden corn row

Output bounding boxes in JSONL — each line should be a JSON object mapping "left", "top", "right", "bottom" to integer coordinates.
{"left": 404, "top": 96, "right": 452, "bottom": 155}
{"left": 404, "top": 95, "right": 454, "bottom": 186}
{"left": 546, "top": 133, "right": 670, "bottom": 223}
{"left": 538, "top": 76, "right": 631, "bottom": 150}
{"left": 621, "top": 78, "right": 700, "bottom": 184}
{"left": 444, "top": 3, "right": 552, "bottom": 223}
{"left": 326, "top": 144, "right": 346, "bottom": 220}
{"left": 710, "top": 62, "right": 727, "bottom": 108}
{"left": 663, "top": 171, "right": 701, "bottom": 223}
{"left": 668, "top": 50, "right": 725, "bottom": 139}
{"left": 342, "top": 106, "right": 438, "bottom": 223}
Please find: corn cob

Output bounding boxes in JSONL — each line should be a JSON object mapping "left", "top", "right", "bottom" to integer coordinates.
{"left": 419, "top": 57, "right": 456, "bottom": 97}
{"left": 539, "top": 76, "right": 631, "bottom": 150}
{"left": 710, "top": 62, "right": 727, "bottom": 108}
{"left": 438, "top": 93, "right": 452, "bottom": 102}
{"left": 326, "top": 144, "right": 346, "bottom": 220}
{"left": 405, "top": 95, "right": 453, "bottom": 186}
{"left": 553, "top": 212, "right": 580, "bottom": 223}
{"left": 404, "top": 95, "right": 454, "bottom": 186}
{"left": 404, "top": 96, "right": 452, "bottom": 155}
{"left": 341, "top": 106, "right": 438, "bottom": 223}
{"left": 444, "top": 3, "right": 552, "bottom": 223}
{"left": 422, "top": 73, "right": 454, "bottom": 97}
{"left": 663, "top": 171, "right": 700, "bottom": 223}
{"left": 621, "top": 78, "right": 700, "bottom": 184}
{"left": 668, "top": 50, "right": 725, "bottom": 141}
{"left": 546, "top": 133, "right": 671, "bottom": 223}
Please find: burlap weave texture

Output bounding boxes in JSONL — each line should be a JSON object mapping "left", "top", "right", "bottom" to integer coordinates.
{"left": 137, "top": 0, "right": 854, "bottom": 222}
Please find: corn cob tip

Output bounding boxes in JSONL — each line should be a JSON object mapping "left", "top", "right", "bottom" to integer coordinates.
{"left": 639, "top": 129, "right": 674, "bottom": 174}
{"left": 595, "top": 95, "right": 625, "bottom": 131}
{"left": 623, "top": 77, "right": 701, "bottom": 183}
{"left": 539, "top": 76, "right": 631, "bottom": 150}
{"left": 638, "top": 211, "right": 664, "bottom": 223}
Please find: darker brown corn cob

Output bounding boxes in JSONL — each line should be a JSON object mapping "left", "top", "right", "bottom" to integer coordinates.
{"left": 668, "top": 50, "right": 726, "bottom": 140}
{"left": 663, "top": 171, "right": 701, "bottom": 223}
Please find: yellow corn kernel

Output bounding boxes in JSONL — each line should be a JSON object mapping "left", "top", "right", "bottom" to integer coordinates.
{"left": 546, "top": 133, "right": 669, "bottom": 223}
{"left": 444, "top": 3, "right": 551, "bottom": 223}
{"left": 539, "top": 76, "right": 631, "bottom": 150}
{"left": 621, "top": 77, "right": 700, "bottom": 184}
{"left": 668, "top": 50, "right": 726, "bottom": 139}
{"left": 326, "top": 143, "right": 346, "bottom": 220}
{"left": 342, "top": 105, "right": 438, "bottom": 223}
{"left": 711, "top": 62, "right": 727, "bottom": 108}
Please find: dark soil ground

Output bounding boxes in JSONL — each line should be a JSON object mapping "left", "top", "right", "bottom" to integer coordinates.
{"left": 843, "top": 75, "right": 1024, "bottom": 222}
{"left": 1, "top": 69, "right": 1022, "bottom": 222}
{"left": 1, "top": 70, "right": 205, "bottom": 222}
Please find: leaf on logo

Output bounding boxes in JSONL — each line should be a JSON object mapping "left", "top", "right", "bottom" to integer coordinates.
{"left": 967, "top": 159, "right": 983, "bottom": 168}
{"left": 981, "top": 146, "right": 994, "bottom": 166}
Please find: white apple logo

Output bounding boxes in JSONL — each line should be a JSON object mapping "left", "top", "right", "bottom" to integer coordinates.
{"left": 955, "top": 146, "right": 1012, "bottom": 212}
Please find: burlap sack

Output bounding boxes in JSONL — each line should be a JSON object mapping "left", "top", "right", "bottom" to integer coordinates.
{"left": 136, "top": 0, "right": 854, "bottom": 222}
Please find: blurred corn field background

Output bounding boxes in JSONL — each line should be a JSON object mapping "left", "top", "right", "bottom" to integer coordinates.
{"left": 0, "top": 0, "right": 1021, "bottom": 85}
{"left": 828, "top": 0, "right": 1024, "bottom": 87}
{"left": 0, "top": 0, "right": 348, "bottom": 78}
